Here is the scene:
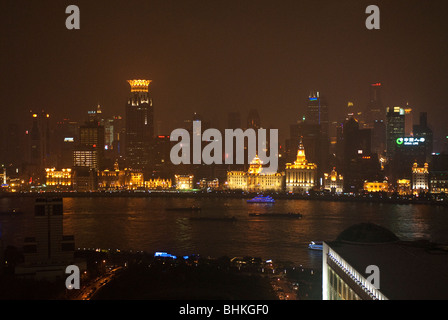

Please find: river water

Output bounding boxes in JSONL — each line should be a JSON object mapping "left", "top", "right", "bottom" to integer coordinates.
{"left": 1, "top": 196, "right": 448, "bottom": 268}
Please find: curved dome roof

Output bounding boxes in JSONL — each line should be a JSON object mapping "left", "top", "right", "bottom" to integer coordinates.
{"left": 336, "top": 223, "right": 399, "bottom": 244}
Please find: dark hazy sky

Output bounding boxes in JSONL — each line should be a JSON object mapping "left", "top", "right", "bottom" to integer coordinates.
{"left": 1, "top": 0, "right": 448, "bottom": 147}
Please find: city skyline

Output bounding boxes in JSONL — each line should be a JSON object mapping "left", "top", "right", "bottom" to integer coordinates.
{"left": 2, "top": 1, "right": 448, "bottom": 303}
{"left": 1, "top": 0, "right": 448, "bottom": 147}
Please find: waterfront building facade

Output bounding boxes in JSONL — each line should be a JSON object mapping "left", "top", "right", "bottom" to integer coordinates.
{"left": 412, "top": 162, "right": 429, "bottom": 195}
{"left": 323, "top": 168, "right": 344, "bottom": 194}
{"left": 363, "top": 181, "right": 390, "bottom": 193}
{"left": 226, "top": 155, "right": 284, "bottom": 192}
{"left": 285, "top": 139, "right": 317, "bottom": 193}
{"left": 175, "top": 175, "right": 194, "bottom": 190}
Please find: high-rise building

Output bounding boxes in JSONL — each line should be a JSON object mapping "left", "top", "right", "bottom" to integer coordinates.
{"left": 404, "top": 106, "right": 413, "bottom": 136}
{"left": 371, "top": 119, "right": 386, "bottom": 156}
{"left": 413, "top": 112, "right": 433, "bottom": 162}
{"left": 305, "top": 91, "right": 329, "bottom": 137}
{"left": 125, "top": 80, "right": 154, "bottom": 170}
{"left": 341, "top": 117, "right": 380, "bottom": 192}
{"left": 28, "top": 111, "right": 52, "bottom": 169}
{"left": 364, "top": 82, "right": 384, "bottom": 127}
{"left": 385, "top": 106, "right": 405, "bottom": 161}
{"left": 75, "top": 121, "right": 105, "bottom": 171}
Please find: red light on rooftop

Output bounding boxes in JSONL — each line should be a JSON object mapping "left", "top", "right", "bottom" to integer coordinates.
{"left": 371, "top": 82, "right": 382, "bottom": 87}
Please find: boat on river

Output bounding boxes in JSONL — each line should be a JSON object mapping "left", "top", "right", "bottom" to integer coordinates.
{"left": 308, "top": 241, "right": 323, "bottom": 251}
{"left": 247, "top": 195, "right": 275, "bottom": 203}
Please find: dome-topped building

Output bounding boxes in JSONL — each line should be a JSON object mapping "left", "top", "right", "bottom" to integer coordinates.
{"left": 336, "top": 223, "right": 399, "bottom": 244}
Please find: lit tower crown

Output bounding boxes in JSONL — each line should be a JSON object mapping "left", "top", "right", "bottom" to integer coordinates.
{"left": 248, "top": 155, "right": 263, "bottom": 174}
{"left": 127, "top": 80, "right": 152, "bottom": 93}
{"left": 296, "top": 138, "right": 306, "bottom": 164}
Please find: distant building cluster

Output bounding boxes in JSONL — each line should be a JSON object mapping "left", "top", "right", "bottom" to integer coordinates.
{"left": 0, "top": 81, "right": 447, "bottom": 198}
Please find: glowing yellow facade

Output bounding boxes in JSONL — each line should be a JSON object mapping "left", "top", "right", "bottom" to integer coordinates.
{"left": 175, "top": 175, "right": 194, "bottom": 190}
{"left": 412, "top": 163, "right": 429, "bottom": 195}
{"left": 45, "top": 168, "right": 72, "bottom": 187}
{"left": 285, "top": 139, "right": 317, "bottom": 193}
{"left": 127, "top": 80, "right": 152, "bottom": 92}
{"left": 227, "top": 155, "right": 284, "bottom": 192}
{"left": 324, "top": 169, "right": 344, "bottom": 193}
{"left": 145, "top": 179, "right": 172, "bottom": 190}
{"left": 397, "top": 179, "right": 411, "bottom": 195}
{"left": 98, "top": 168, "right": 144, "bottom": 190}
{"left": 363, "top": 181, "right": 390, "bottom": 193}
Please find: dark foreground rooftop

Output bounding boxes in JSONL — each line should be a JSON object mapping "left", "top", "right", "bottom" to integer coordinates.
{"left": 329, "top": 223, "right": 448, "bottom": 300}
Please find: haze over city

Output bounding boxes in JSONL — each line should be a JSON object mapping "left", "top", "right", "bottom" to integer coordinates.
{"left": 2, "top": 0, "right": 448, "bottom": 147}
{"left": 1, "top": 0, "right": 448, "bottom": 304}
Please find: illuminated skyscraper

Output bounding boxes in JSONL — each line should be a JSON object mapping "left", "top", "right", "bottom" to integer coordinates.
{"left": 125, "top": 80, "right": 154, "bottom": 170}
{"left": 404, "top": 106, "right": 413, "bottom": 136}
{"left": 413, "top": 112, "right": 433, "bottom": 162}
{"left": 28, "top": 111, "right": 52, "bottom": 169}
{"left": 305, "top": 91, "right": 329, "bottom": 137}
{"left": 385, "top": 106, "right": 405, "bottom": 160}
{"left": 364, "top": 83, "right": 384, "bottom": 127}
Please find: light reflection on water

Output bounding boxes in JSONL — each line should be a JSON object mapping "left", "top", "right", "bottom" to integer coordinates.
{"left": 0, "top": 197, "right": 447, "bottom": 268}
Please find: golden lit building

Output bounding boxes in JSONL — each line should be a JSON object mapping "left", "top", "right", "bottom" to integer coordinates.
{"left": 363, "top": 181, "right": 390, "bottom": 193}
{"left": 45, "top": 168, "right": 73, "bottom": 188}
{"left": 396, "top": 179, "right": 411, "bottom": 195}
{"left": 324, "top": 168, "right": 344, "bottom": 193}
{"left": 226, "top": 155, "right": 284, "bottom": 192}
{"left": 175, "top": 175, "right": 194, "bottom": 190}
{"left": 285, "top": 139, "right": 317, "bottom": 193}
{"left": 199, "top": 178, "right": 219, "bottom": 190}
{"left": 97, "top": 162, "right": 144, "bottom": 190}
{"left": 145, "top": 178, "right": 172, "bottom": 190}
{"left": 412, "top": 163, "right": 429, "bottom": 195}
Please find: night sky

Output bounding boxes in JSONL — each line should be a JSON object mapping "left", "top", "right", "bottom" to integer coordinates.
{"left": 1, "top": 0, "right": 448, "bottom": 147}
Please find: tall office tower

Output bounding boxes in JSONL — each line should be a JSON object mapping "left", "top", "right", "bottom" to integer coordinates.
{"left": 372, "top": 119, "right": 386, "bottom": 156}
{"left": 305, "top": 91, "right": 329, "bottom": 137}
{"left": 342, "top": 117, "right": 381, "bottom": 192}
{"left": 54, "top": 119, "right": 79, "bottom": 169}
{"left": 0, "top": 123, "right": 23, "bottom": 168}
{"left": 247, "top": 109, "right": 261, "bottom": 130}
{"left": 28, "top": 111, "right": 52, "bottom": 169}
{"left": 385, "top": 106, "right": 405, "bottom": 161}
{"left": 125, "top": 80, "right": 154, "bottom": 170}
{"left": 76, "top": 121, "right": 105, "bottom": 170}
{"left": 413, "top": 112, "right": 433, "bottom": 162}
{"left": 346, "top": 101, "right": 355, "bottom": 121}
{"left": 29, "top": 114, "right": 41, "bottom": 167}
{"left": 109, "top": 115, "right": 125, "bottom": 157}
{"left": 365, "top": 83, "right": 384, "bottom": 128}
{"left": 404, "top": 105, "right": 413, "bottom": 136}
{"left": 289, "top": 121, "right": 329, "bottom": 183}
{"left": 17, "top": 198, "right": 75, "bottom": 279}
{"left": 88, "top": 104, "right": 103, "bottom": 124}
